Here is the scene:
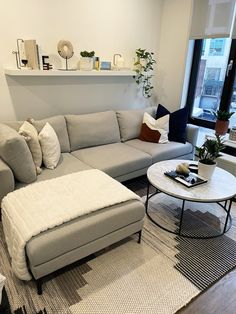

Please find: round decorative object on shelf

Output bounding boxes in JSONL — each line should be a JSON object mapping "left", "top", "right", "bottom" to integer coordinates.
{"left": 57, "top": 40, "right": 75, "bottom": 71}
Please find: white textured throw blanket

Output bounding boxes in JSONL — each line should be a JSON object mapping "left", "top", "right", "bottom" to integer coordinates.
{"left": 2, "top": 169, "right": 140, "bottom": 281}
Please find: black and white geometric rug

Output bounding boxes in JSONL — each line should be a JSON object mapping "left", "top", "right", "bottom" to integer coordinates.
{"left": 0, "top": 177, "right": 236, "bottom": 313}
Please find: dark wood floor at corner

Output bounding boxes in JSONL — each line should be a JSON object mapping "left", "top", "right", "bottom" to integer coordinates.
{"left": 179, "top": 268, "right": 236, "bottom": 314}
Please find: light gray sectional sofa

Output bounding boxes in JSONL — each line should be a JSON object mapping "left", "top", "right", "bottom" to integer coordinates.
{"left": 0, "top": 107, "right": 198, "bottom": 198}
{"left": 0, "top": 106, "right": 199, "bottom": 293}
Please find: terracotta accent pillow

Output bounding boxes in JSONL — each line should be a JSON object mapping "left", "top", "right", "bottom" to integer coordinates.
{"left": 139, "top": 112, "right": 169, "bottom": 143}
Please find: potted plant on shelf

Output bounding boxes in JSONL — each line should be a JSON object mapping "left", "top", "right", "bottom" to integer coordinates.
{"left": 214, "top": 110, "right": 234, "bottom": 136}
{"left": 195, "top": 135, "right": 224, "bottom": 179}
{"left": 133, "top": 48, "right": 156, "bottom": 98}
{"left": 79, "top": 50, "right": 95, "bottom": 71}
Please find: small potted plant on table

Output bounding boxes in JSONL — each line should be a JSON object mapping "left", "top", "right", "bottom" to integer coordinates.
{"left": 214, "top": 110, "right": 234, "bottom": 136}
{"left": 79, "top": 50, "right": 95, "bottom": 71}
{"left": 195, "top": 135, "right": 224, "bottom": 179}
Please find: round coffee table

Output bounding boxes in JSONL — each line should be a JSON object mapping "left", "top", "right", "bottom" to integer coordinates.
{"left": 146, "top": 160, "right": 236, "bottom": 239}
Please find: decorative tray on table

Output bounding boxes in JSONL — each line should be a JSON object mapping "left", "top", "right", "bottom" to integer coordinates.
{"left": 164, "top": 170, "right": 207, "bottom": 188}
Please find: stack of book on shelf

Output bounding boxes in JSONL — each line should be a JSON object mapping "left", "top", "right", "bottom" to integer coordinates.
{"left": 24, "top": 39, "right": 41, "bottom": 69}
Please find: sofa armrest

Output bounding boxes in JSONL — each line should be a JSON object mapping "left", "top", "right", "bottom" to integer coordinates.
{"left": 0, "top": 158, "right": 15, "bottom": 207}
{"left": 186, "top": 124, "right": 199, "bottom": 146}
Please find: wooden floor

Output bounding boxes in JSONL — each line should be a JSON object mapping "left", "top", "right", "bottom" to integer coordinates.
{"left": 179, "top": 268, "right": 236, "bottom": 314}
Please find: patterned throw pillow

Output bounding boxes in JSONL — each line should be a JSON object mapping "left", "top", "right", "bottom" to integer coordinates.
{"left": 38, "top": 123, "right": 61, "bottom": 169}
{"left": 139, "top": 112, "right": 169, "bottom": 143}
{"left": 156, "top": 104, "right": 188, "bottom": 143}
{"left": 19, "top": 121, "right": 42, "bottom": 175}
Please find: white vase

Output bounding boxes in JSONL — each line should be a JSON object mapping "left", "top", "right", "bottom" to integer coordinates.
{"left": 198, "top": 161, "right": 216, "bottom": 180}
{"left": 79, "top": 57, "right": 93, "bottom": 71}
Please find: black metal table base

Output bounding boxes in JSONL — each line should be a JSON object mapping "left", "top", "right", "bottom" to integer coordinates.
{"left": 145, "top": 181, "right": 233, "bottom": 239}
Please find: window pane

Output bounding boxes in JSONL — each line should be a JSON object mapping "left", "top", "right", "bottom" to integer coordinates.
{"left": 229, "top": 77, "right": 236, "bottom": 128}
{"left": 209, "top": 39, "right": 226, "bottom": 56}
{"left": 192, "top": 38, "right": 231, "bottom": 122}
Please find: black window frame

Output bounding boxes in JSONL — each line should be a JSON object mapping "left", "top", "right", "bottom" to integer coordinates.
{"left": 186, "top": 39, "right": 236, "bottom": 130}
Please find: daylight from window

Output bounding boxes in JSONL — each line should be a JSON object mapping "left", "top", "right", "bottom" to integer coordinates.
{"left": 192, "top": 38, "right": 236, "bottom": 125}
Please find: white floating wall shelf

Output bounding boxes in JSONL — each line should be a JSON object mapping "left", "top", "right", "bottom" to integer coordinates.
{"left": 4, "top": 69, "right": 136, "bottom": 77}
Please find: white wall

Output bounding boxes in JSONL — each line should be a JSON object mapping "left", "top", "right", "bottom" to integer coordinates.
{"left": 157, "top": 0, "right": 193, "bottom": 111}
{"left": 0, "top": 0, "right": 163, "bottom": 121}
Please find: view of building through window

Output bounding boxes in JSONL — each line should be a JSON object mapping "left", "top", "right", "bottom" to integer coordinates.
{"left": 192, "top": 38, "right": 236, "bottom": 124}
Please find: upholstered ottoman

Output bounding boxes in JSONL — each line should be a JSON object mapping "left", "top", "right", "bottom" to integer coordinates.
{"left": 2, "top": 170, "right": 145, "bottom": 294}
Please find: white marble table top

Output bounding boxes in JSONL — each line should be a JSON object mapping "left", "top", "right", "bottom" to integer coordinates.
{"left": 147, "top": 160, "right": 236, "bottom": 202}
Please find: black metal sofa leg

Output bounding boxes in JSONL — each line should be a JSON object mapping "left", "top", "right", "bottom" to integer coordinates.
{"left": 36, "top": 278, "right": 43, "bottom": 295}
{"left": 138, "top": 230, "right": 142, "bottom": 244}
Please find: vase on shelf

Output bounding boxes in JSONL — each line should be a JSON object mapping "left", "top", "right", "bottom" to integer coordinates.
{"left": 79, "top": 57, "right": 93, "bottom": 71}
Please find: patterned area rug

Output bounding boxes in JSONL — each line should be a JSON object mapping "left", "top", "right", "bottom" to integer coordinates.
{"left": 0, "top": 176, "right": 236, "bottom": 313}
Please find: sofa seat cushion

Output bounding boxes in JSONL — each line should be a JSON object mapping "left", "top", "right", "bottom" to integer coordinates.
{"left": 26, "top": 199, "right": 144, "bottom": 267}
{"left": 71, "top": 143, "right": 152, "bottom": 178}
{"left": 125, "top": 139, "right": 193, "bottom": 163}
{"left": 15, "top": 153, "right": 91, "bottom": 189}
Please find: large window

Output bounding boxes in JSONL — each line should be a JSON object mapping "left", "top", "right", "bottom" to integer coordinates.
{"left": 186, "top": 38, "right": 236, "bottom": 129}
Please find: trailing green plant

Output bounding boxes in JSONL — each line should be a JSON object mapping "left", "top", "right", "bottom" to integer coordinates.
{"left": 133, "top": 48, "right": 156, "bottom": 98}
{"left": 195, "top": 135, "right": 224, "bottom": 165}
{"left": 213, "top": 110, "right": 234, "bottom": 121}
{"left": 80, "top": 51, "right": 95, "bottom": 58}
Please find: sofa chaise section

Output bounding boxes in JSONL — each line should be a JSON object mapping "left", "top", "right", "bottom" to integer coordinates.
{"left": 26, "top": 199, "right": 144, "bottom": 281}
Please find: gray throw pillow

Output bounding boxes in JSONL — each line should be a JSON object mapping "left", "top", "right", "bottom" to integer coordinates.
{"left": 0, "top": 123, "right": 37, "bottom": 183}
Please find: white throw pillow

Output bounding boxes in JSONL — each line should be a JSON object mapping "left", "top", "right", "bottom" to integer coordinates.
{"left": 38, "top": 122, "right": 61, "bottom": 169}
{"left": 141, "top": 112, "right": 169, "bottom": 143}
{"left": 19, "top": 121, "right": 42, "bottom": 174}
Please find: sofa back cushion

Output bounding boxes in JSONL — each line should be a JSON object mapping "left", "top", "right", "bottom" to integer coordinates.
{"left": 116, "top": 107, "right": 156, "bottom": 142}
{"left": 32, "top": 116, "right": 70, "bottom": 153}
{"left": 2, "top": 121, "right": 24, "bottom": 131}
{"left": 66, "top": 111, "right": 121, "bottom": 151}
{"left": 0, "top": 123, "right": 37, "bottom": 183}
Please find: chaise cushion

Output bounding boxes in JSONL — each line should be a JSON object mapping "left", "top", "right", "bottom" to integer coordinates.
{"left": 116, "top": 107, "right": 156, "bottom": 142}
{"left": 32, "top": 116, "right": 70, "bottom": 153}
{"left": 26, "top": 199, "right": 144, "bottom": 267}
{"left": 71, "top": 143, "right": 152, "bottom": 178}
{"left": 66, "top": 111, "right": 121, "bottom": 151}
{"left": 125, "top": 139, "right": 193, "bottom": 163}
{"left": 0, "top": 124, "right": 36, "bottom": 183}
